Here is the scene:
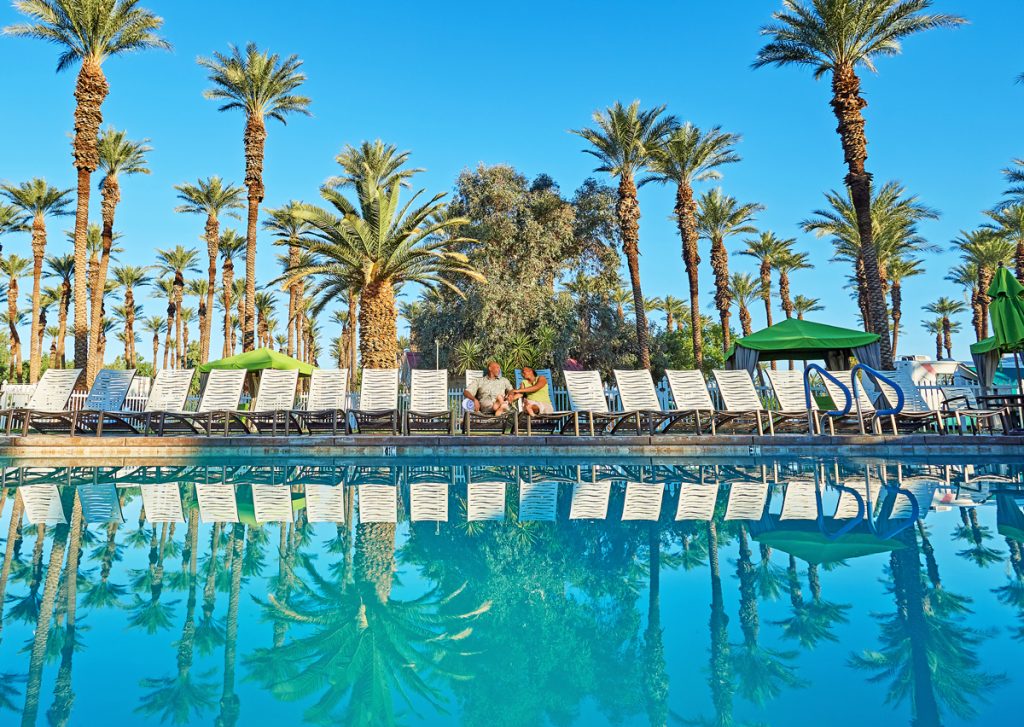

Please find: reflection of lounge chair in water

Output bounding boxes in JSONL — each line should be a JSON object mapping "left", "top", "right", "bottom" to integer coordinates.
{"left": 569, "top": 479, "right": 611, "bottom": 520}
{"left": 304, "top": 484, "right": 347, "bottom": 523}
{"left": 724, "top": 481, "right": 770, "bottom": 521}
{"left": 251, "top": 484, "right": 295, "bottom": 522}
{"left": 196, "top": 483, "right": 239, "bottom": 523}
{"left": 996, "top": 493, "right": 1024, "bottom": 542}
{"left": 140, "top": 483, "right": 185, "bottom": 523}
{"left": 18, "top": 483, "right": 69, "bottom": 524}
{"left": 79, "top": 482, "right": 124, "bottom": 524}
{"left": 519, "top": 479, "right": 558, "bottom": 522}
{"left": 466, "top": 473, "right": 506, "bottom": 522}
{"left": 358, "top": 482, "right": 397, "bottom": 524}
{"left": 407, "top": 466, "right": 454, "bottom": 522}
{"left": 621, "top": 482, "right": 664, "bottom": 521}
{"left": 779, "top": 480, "right": 821, "bottom": 521}
{"left": 675, "top": 483, "right": 720, "bottom": 521}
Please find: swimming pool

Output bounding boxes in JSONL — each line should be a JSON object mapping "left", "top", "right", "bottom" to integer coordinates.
{"left": 0, "top": 457, "right": 1020, "bottom": 726}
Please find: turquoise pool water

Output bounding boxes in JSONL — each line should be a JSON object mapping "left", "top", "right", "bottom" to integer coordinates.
{"left": 0, "top": 458, "right": 1021, "bottom": 726}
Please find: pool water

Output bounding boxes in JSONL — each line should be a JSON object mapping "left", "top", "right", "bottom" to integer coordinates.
{"left": 0, "top": 458, "right": 1021, "bottom": 726}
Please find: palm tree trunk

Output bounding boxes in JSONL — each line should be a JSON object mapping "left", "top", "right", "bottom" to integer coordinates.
{"left": 174, "top": 274, "right": 185, "bottom": 364}
{"left": 29, "top": 215, "right": 47, "bottom": 382}
{"left": 125, "top": 287, "right": 136, "bottom": 368}
{"left": 88, "top": 178, "right": 119, "bottom": 384}
{"left": 830, "top": 65, "right": 892, "bottom": 367}
{"left": 739, "top": 304, "right": 752, "bottom": 336}
{"left": 56, "top": 281, "right": 70, "bottom": 368}
{"left": 164, "top": 305, "right": 174, "bottom": 369}
{"left": 358, "top": 278, "right": 398, "bottom": 369}
{"left": 710, "top": 234, "right": 731, "bottom": 352}
{"left": 934, "top": 330, "right": 942, "bottom": 361}
{"left": 942, "top": 317, "right": 953, "bottom": 359}
{"left": 152, "top": 330, "right": 160, "bottom": 372}
{"left": 222, "top": 256, "right": 234, "bottom": 358}
{"left": 217, "top": 524, "right": 245, "bottom": 727}
{"left": 8, "top": 276, "right": 21, "bottom": 382}
{"left": 1015, "top": 233, "right": 1024, "bottom": 286}
{"left": 890, "top": 280, "right": 902, "bottom": 359}
{"left": 618, "top": 173, "right": 650, "bottom": 369}
{"left": 347, "top": 289, "right": 358, "bottom": 392}
{"left": 71, "top": 60, "right": 108, "bottom": 370}
{"left": 242, "top": 116, "right": 267, "bottom": 354}
{"left": 203, "top": 215, "right": 219, "bottom": 363}
{"left": 676, "top": 182, "right": 702, "bottom": 369}
{"left": 978, "top": 267, "right": 993, "bottom": 339}
{"left": 46, "top": 496, "right": 82, "bottom": 727}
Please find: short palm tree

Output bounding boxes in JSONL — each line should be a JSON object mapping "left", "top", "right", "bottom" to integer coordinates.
{"left": 155, "top": 247, "right": 200, "bottom": 366}
{"left": 111, "top": 264, "right": 151, "bottom": 368}
{"left": 984, "top": 203, "right": 1024, "bottom": 284}
{"left": 1, "top": 255, "right": 31, "bottom": 380}
{"left": 284, "top": 181, "right": 482, "bottom": 368}
{"left": 696, "top": 188, "right": 763, "bottom": 351}
{"left": 90, "top": 126, "right": 151, "bottom": 381}
{"left": 44, "top": 252, "right": 74, "bottom": 366}
{"left": 661, "top": 295, "right": 687, "bottom": 333}
{"left": 792, "top": 295, "right": 823, "bottom": 321}
{"left": 923, "top": 296, "right": 965, "bottom": 359}
{"left": 264, "top": 202, "right": 315, "bottom": 357}
{"left": 609, "top": 286, "right": 632, "bottom": 325}
{"left": 186, "top": 278, "right": 210, "bottom": 358}
{"left": 174, "top": 176, "right": 244, "bottom": 362}
{"left": 112, "top": 302, "right": 141, "bottom": 364}
{"left": 644, "top": 122, "right": 739, "bottom": 367}
{"left": 739, "top": 232, "right": 791, "bottom": 329}
{"left": 198, "top": 42, "right": 311, "bottom": 352}
{"left": 218, "top": 230, "right": 245, "bottom": 356}
{"left": 4, "top": 0, "right": 169, "bottom": 370}
{"left": 952, "top": 230, "right": 1014, "bottom": 340}
{"left": 728, "top": 272, "right": 761, "bottom": 336}
{"left": 887, "top": 255, "right": 923, "bottom": 358}
{"left": 141, "top": 315, "right": 164, "bottom": 370}
{"left": 572, "top": 101, "right": 678, "bottom": 369}
{"left": 1, "top": 178, "right": 72, "bottom": 381}
{"left": 0, "top": 203, "right": 29, "bottom": 254}
{"left": 775, "top": 246, "right": 812, "bottom": 320}
{"left": 754, "top": 0, "right": 964, "bottom": 368}
{"left": 921, "top": 318, "right": 943, "bottom": 361}
{"left": 327, "top": 140, "right": 424, "bottom": 190}
{"left": 254, "top": 291, "right": 277, "bottom": 349}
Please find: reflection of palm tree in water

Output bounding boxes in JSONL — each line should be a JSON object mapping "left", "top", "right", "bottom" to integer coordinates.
{"left": 644, "top": 525, "right": 668, "bottom": 727}
{"left": 953, "top": 506, "right": 1003, "bottom": 567}
{"left": 216, "top": 523, "right": 246, "bottom": 727}
{"left": 994, "top": 534, "right": 1024, "bottom": 640}
{"left": 196, "top": 522, "right": 225, "bottom": 655}
{"left": 8, "top": 521, "right": 46, "bottom": 626}
{"left": 774, "top": 555, "right": 848, "bottom": 649}
{"left": 0, "top": 494, "right": 26, "bottom": 641}
{"left": 82, "top": 519, "right": 128, "bottom": 609}
{"left": 47, "top": 495, "right": 85, "bottom": 727}
{"left": 129, "top": 520, "right": 178, "bottom": 633}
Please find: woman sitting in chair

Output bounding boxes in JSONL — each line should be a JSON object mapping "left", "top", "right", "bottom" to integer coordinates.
{"left": 511, "top": 367, "right": 554, "bottom": 415}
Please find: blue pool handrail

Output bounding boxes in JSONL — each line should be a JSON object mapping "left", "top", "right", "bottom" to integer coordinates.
{"left": 803, "top": 364, "right": 851, "bottom": 435}
{"left": 850, "top": 364, "right": 904, "bottom": 419}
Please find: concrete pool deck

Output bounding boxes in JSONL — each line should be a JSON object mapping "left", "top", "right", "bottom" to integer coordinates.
{"left": 1, "top": 432, "right": 1022, "bottom": 466}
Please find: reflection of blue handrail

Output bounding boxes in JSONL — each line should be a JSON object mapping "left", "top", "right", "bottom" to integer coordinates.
{"left": 851, "top": 363, "right": 904, "bottom": 417}
{"left": 817, "top": 482, "right": 864, "bottom": 541}
{"left": 872, "top": 485, "right": 920, "bottom": 539}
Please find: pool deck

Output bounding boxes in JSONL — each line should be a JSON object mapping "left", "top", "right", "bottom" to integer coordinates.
{"left": 1, "top": 432, "right": 1021, "bottom": 466}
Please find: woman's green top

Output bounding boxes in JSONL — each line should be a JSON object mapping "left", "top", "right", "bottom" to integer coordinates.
{"left": 523, "top": 375, "right": 552, "bottom": 405}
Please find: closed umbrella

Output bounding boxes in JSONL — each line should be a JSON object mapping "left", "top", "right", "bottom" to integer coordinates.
{"left": 987, "top": 265, "right": 1024, "bottom": 394}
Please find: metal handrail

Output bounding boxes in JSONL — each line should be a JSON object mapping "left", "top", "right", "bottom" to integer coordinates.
{"left": 804, "top": 364, "right": 851, "bottom": 435}
{"left": 851, "top": 363, "right": 904, "bottom": 420}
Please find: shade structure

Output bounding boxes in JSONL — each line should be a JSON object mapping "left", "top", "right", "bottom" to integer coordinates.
{"left": 751, "top": 521, "right": 904, "bottom": 565}
{"left": 197, "top": 347, "right": 315, "bottom": 376}
{"left": 725, "top": 318, "right": 880, "bottom": 372}
{"left": 970, "top": 268, "right": 1024, "bottom": 391}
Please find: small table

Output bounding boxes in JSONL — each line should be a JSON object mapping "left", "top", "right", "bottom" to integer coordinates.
{"left": 976, "top": 394, "right": 1024, "bottom": 432}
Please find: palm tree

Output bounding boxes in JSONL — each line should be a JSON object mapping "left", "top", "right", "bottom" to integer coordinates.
{"left": 198, "top": 43, "right": 311, "bottom": 353}
{"left": 952, "top": 230, "right": 1014, "bottom": 340}
{"left": 660, "top": 295, "right": 687, "bottom": 333}
{"left": 4, "top": 0, "right": 169, "bottom": 371}
{"left": 218, "top": 230, "right": 245, "bottom": 357}
{"left": 740, "top": 232, "right": 790, "bottom": 330}
{"left": 284, "top": 180, "right": 482, "bottom": 369}
{"left": 152, "top": 277, "right": 177, "bottom": 369}
{"left": 644, "top": 122, "right": 738, "bottom": 367}
{"left": 179, "top": 307, "right": 195, "bottom": 364}
{"left": 327, "top": 139, "right": 424, "bottom": 190}
{"left": 923, "top": 297, "right": 966, "bottom": 359}
{"left": 1, "top": 179, "right": 72, "bottom": 382}
{"left": 155, "top": 247, "right": 200, "bottom": 367}
{"left": 254, "top": 291, "right": 276, "bottom": 349}
{"left": 186, "top": 279, "right": 210, "bottom": 360}
{"left": 887, "top": 255, "right": 924, "bottom": 357}
{"left": 999, "top": 159, "right": 1024, "bottom": 211}
{"left": 44, "top": 253, "right": 74, "bottom": 367}
{"left": 696, "top": 188, "right": 763, "bottom": 351}
{"left": 142, "top": 315, "right": 164, "bottom": 370}
{"left": 111, "top": 265, "right": 151, "bottom": 368}
{"left": 792, "top": 294, "right": 823, "bottom": 321}
{"left": 922, "top": 318, "right": 944, "bottom": 360}
{"left": 0, "top": 203, "right": 29, "bottom": 256}
{"left": 1, "top": 255, "right": 31, "bottom": 381}
{"left": 264, "top": 202, "right": 315, "bottom": 357}
{"left": 945, "top": 263, "right": 980, "bottom": 342}
{"left": 728, "top": 272, "right": 761, "bottom": 336}
{"left": 112, "top": 303, "right": 140, "bottom": 364}
{"left": 984, "top": 203, "right": 1024, "bottom": 285}
{"left": 610, "top": 286, "right": 632, "bottom": 325}
{"left": 89, "top": 126, "right": 151, "bottom": 382}
{"left": 572, "top": 101, "right": 678, "bottom": 369}
{"left": 754, "top": 0, "right": 964, "bottom": 368}
{"left": 174, "top": 176, "right": 244, "bottom": 362}
{"left": 775, "top": 246, "right": 813, "bottom": 321}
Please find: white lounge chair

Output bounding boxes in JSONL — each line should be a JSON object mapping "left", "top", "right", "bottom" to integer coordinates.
{"left": 663, "top": 370, "right": 721, "bottom": 434}
{"left": 712, "top": 370, "right": 806, "bottom": 435}
{"left": 251, "top": 484, "right": 294, "bottom": 522}
{"left": 350, "top": 368, "right": 400, "bottom": 435}
{"left": 140, "top": 483, "right": 185, "bottom": 523}
{"left": 155, "top": 369, "right": 247, "bottom": 436}
{"left": 88, "top": 368, "right": 196, "bottom": 434}
{"left": 820, "top": 374, "right": 880, "bottom": 434}
{"left": 405, "top": 369, "right": 455, "bottom": 434}
{"left": 464, "top": 370, "right": 483, "bottom": 390}
{"left": 569, "top": 480, "right": 611, "bottom": 520}
{"left": 18, "top": 483, "right": 68, "bottom": 524}
{"left": 512, "top": 369, "right": 580, "bottom": 436}
{"left": 4, "top": 368, "right": 83, "bottom": 435}
{"left": 564, "top": 370, "right": 639, "bottom": 436}
{"left": 467, "top": 480, "right": 506, "bottom": 522}
{"left": 195, "top": 483, "right": 240, "bottom": 523}
{"left": 295, "top": 368, "right": 349, "bottom": 434}
{"left": 614, "top": 369, "right": 697, "bottom": 435}
{"left": 358, "top": 483, "right": 398, "bottom": 523}
{"left": 940, "top": 386, "right": 1007, "bottom": 434}
{"left": 764, "top": 369, "right": 820, "bottom": 434}
{"left": 37, "top": 368, "right": 137, "bottom": 435}
{"left": 870, "top": 369, "right": 945, "bottom": 435}
{"left": 232, "top": 369, "right": 301, "bottom": 434}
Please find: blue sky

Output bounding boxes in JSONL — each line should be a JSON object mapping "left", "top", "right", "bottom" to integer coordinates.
{"left": 1, "top": 0, "right": 1022, "bottom": 362}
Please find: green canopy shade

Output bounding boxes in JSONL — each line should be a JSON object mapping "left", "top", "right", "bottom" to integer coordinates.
{"left": 725, "top": 318, "right": 880, "bottom": 370}
{"left": 997, "top": 493, "right": 1024, "bottom": 543}
{"left": 987, "top": 266, "right": 1024, "bottom": 352}
{"left": 197, "top": 347, "right": 314, "bottom": 376}
{"left": 751, "top": 527, "right": 904, "bottom": 565}
{"left": 970, "top": 336, "right": 1002, "bottom": 355}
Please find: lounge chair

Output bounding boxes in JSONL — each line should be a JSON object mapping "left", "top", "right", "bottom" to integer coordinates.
{"left": 467, "top": 480, "right": 507, "bottom": 522}
{"left": 614, "top": 368, "right": 702, "bottom": 434}
{"left": 662, "top": 370, "right": 721, "bottom": 434}
{"left": 518, "top": 479, "right": 559, "bottom": 522}
{"left": 18, "top": 483, "right": 69, "bottom": 525}
{"left": 712, "top": 370, "right": 805, "bottom": 435}
{"left": 87, "top": 368, "right": 196, "bottom": 435}
{"left": 295, "top": 368, "right": 349, "bottom": 434}
{"left": 778, "top": 480, "right": 821, "bottom": 521}
{"left": 139, "top": 483, "right": 185, "bottom": 523}
{"left": 404, "top": 369, "right": 455, "bottom": 434}
{"left": 869, "top": 369, "right": 945, "bottom": 434}
{"left": 357, "top": 482, "right": 398, "bottom": 523}
{"left": 940, "top": 386, "right": 1007, "bottom": 434}
{"left": 251, "top": 484, "right": 294, "bottom": 522}
{"left": 563, "top": 370, "right": 639, "bottom": 436}
{"left": 820, "top": 374, "right": 880, "bottom": 434}
{"left": 510, "top": 369, "right": 579, "bottom": 436}
{"left": 350, "top": 368, "right": 400, "bottom": 435}
{"left": 232, "top": 369, "right": 301, "bottom": 434}
{"left": 461, "top": 377, "right": 519, "bottom": 435}
{"left": 3, "top": 368, "right": 83, "bottom": 435}
{"left": 569, "top": 479, "right": 611, "bottom": 520}
{"left": 764, "top": 369, "right": 818, "bottom": 434}
{"left": 20, "top": 368, "right": 136, "bottom": 435}
{"left": 195, "top": 482, "right": 240, "bottom": 523}
{"left": 153, "top": 369, "right": 246, "bottom": 436}
{"left": 464, "top": 369, "right": 483, "bottom": 391}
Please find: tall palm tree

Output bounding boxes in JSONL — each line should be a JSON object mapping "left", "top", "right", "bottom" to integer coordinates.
{"left": 283, "top": 181, "right": 482, "bottom": 369}
{"left": 111, "top": 264, "right": 150, "bottom": 368}
{"left": 218, "top": 230, "right": 245, "bottom": 357}
{"left": 254, "top": 291, "right": 276, "bottom": 349}
{"left": 984, "top": 203, "right": 1024, "bottom": 285}
{"left": 728, "top": 272, "right": 761, "bottom": 336}
{"left": 327, "top": 139, "right": 424, "bottom": 190}
{"left": 644, "top": 122, "right": 738, "bottom": 367}
{"left": 754, "top": 0, "right": 964, "bottom": 368}
{"left": 887, "top": 255, "right": 924, "bottom": 358}
{"left": 198, "top": 42, "right": 311, "bottom": 353}
{"left": 696, "top": 188, "right": 763, "bottom": 351}
{"left": 1, "top": 255, "right": 31, "bottom": 381}
{"left": 4, "top": 0, "right": 169, "bottom": 371}
{"left": 185, "top": 279, "right": 209, "bottom": 360}
{"left": 952, "top": 230, "right": 1014, "bottom": 340}
{"left": 89, "top": 126, "right": 151, "bottom": 382}
{"left": 572, "top": 101, "right": 678, "bottom": 369}
{"left": 264, "top": 202, "right": 315, "bottom": 357}
{"left": 775, "top": 246, "right": 812, "bottom": 320}
{"left": 945, "top": 263, "right": 980, "bottom": 342}
{"left": 141, "top": 315, "right": 164, "bottom": 370}
{"left": 155, "top": 246, "right": 200, "bottom": 367}
{"left": 44, "top": 253, "right": 74, "bottom": 367}
{"left": 152, "top": 277, "right": 177, "bottom": 369}
{"left": 1, "top": 179, "right": 72, "bottom": 382}
{"left": 923, "top": 296, "right": 966, "bottom": 360}
{"left": 740, "top": 232, "right": 790, "bottom": 330}
{"left": 922, "top": 318, "right": 944, "bottom": 360}
{"left": 792, "top": 294, "right": 823, "bottom": 320}
{"left": 174, "top": 176, "right": 245, "bottom": 362}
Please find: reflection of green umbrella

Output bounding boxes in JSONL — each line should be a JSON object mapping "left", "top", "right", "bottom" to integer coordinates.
{"left": 752, "top": 527, "right": 904, "bottom": 565}
{"left": 996, "top": 493, "right": 1024, "bottom": 542}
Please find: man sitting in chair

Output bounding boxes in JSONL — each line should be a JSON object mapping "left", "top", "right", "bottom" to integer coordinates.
{"left": 509, "top": 366, "right": 554, "bottom": 415}
{"left": 463, "top": 361, "right": 513, "bottom": 415}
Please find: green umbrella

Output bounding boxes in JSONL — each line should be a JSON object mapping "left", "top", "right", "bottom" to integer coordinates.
{"left": 986, "top": 266, "right": 1024, "bottom": 394}
{"left": 197, "top": 347, "right": 315, "bottom": 376}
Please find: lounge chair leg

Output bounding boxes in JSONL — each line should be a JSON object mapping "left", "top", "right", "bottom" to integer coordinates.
{"left": 755, "top": 413, "right": 764, "bottom": 436}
